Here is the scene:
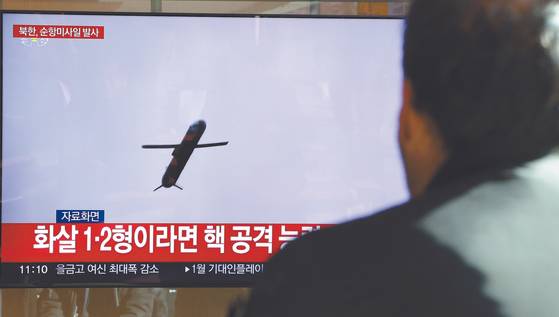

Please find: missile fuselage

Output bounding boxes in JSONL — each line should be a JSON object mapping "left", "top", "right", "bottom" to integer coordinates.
{"left": 161, "top": 120, "right": 206, "bottom": 188}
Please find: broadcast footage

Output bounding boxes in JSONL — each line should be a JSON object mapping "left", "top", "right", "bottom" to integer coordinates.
{"left": 1, "top": 13, "right": 406, "bottom": 287}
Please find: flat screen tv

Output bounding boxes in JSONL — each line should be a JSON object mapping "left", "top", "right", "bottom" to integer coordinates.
{"left": 1, "top": 11, "right": 406, "bottom": 287}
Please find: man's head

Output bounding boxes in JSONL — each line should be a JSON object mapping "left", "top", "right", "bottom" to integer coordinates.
{"left": 399, "top": 0, "right": 559, "bottom": 197}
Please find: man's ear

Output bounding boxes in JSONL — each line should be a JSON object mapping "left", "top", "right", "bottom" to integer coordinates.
{"left": 399, "top": 79, "right": 415, "bottom": 143}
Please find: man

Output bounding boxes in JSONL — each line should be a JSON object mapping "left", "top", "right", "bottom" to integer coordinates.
{"left": 234, "top": 0, "right": 559, "bottom": 316}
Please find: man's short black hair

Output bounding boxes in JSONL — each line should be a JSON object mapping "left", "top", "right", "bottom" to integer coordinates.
{"left": 404, "top": 0, "right": 559, "bottom": 164}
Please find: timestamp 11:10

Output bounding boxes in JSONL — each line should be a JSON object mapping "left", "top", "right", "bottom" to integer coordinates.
{"left": 19, "top": 264, "right": 48, "bottom": 274}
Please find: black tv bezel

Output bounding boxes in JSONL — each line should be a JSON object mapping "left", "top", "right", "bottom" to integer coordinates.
{"left": 0, "top": 10, "right": 404, "bottom": 288}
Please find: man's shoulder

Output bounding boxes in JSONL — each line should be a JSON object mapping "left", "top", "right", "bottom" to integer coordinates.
{"left": 274, "top": 201, "right": 422, "bottom": 267}
{"left": 244, "top": 198, "right": 492, "bottom": 317}
{"left": 241, "top": 158, "right": 542, "bottom": 317}
{"left": 267, "top": 186, "right": 457, "bottom": 274}
{"left": 242, "top": 154, "right": 559, "bottom": 317}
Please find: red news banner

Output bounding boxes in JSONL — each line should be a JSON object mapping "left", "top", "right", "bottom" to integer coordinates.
{"left": 12, "top": 24, "right": 104, "bottom": 39}
{"left": 1, "top": 224, "right": 327, "bottom": 263}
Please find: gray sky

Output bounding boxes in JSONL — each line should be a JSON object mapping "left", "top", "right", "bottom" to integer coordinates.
{"left": 3, "top": 13, "right": 407, "bottom": 223}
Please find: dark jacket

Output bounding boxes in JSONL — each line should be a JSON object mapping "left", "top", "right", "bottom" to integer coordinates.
{"left": 239, "top": 153, "right": 559, "bottom": 317}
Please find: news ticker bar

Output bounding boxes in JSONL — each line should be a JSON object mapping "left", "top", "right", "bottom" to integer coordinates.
{"left": 0, "top": 263, "right": 265, "bottom": 287}
{"left": 2, "top": 223, "right": 328, "bottom": 262}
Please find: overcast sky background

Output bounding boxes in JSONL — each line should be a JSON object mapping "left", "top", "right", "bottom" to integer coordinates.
{"left": 3, "top": 13, "right": 407, "bottom": 223}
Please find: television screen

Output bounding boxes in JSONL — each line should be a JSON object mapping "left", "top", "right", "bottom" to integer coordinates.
{"left": 1, "top": 12, "right": 406, "bottom": 287}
